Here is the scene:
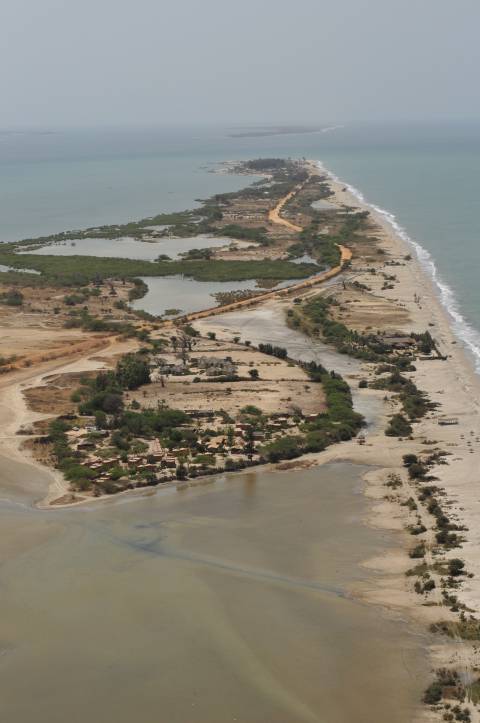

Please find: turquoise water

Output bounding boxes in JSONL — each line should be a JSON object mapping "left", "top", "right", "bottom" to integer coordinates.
{"left": 1, "top": 122, "right": 479, "bottom": 366}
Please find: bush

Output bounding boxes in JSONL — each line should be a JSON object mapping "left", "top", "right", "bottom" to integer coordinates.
{"left": 1, "top": 289, "right": 24, "bottom": 306}
{"left": 409, "top": 542, "right": 426, "bottom": 559}
{"left": 408, "top": 462, "right": 427, "bottom": 479}
{"left": 402, "top": 453, "right": 418, "bottom": 467}
{"left": 448, "top": 558, "right": 465, "bottom": 576}
{"left": 240, "top": 405, "right": 262, "bottom": 416}
{"left": 385, "top": 414, "right": 412, "bottom": 437}
{"left": 262, "top": 436, "right": 304, "bottom": 462}
{"left": 423, "top": 680, "right": 443, "bottom": 704}
{"left": 80, "top": 392, "right": 124, "bottom": 415}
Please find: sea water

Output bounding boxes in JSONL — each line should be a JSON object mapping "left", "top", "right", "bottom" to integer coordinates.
{"left": 1, "top": 122, "right": 479, "bottom": 370}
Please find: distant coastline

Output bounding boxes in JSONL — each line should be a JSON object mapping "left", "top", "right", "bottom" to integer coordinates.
{"left": 228, "top": 124, "right": 344, "bottom": 138}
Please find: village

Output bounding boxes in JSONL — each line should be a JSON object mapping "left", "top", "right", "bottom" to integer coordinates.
{"left": 26, "top": 330, "right": 328, "bottom": 502}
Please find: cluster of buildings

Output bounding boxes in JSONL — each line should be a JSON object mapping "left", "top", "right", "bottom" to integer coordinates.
{"left": 63, "top": 408, "right": 310, "bottom": 494}
{"left": 154, "top": 355, "right": 237, "bottom": 379}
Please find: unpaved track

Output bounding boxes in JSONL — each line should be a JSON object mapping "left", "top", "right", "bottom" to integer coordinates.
{"left": 268, "top": 185, "right": 304, "bottom": 232}
{"left": 173, "top": 245, "right": 351, "bottom": 326}
{"left": 163, "top": 180, "right": 352, "bottom": 327}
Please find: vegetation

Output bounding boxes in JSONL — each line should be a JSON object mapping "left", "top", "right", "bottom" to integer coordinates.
{"left": 372, "top": 369, "right": 434, "bottom": 422}
{"left": 288, "top": 295, "right": 395, "bottom": 363}
{"left": 0, "top": 252, "right": 318, "bottom": 287}
{"left": 216, "top": 224, "right": 270, "bottom": 246}
{"left": 258, "top": 343, "right": 288, "bottom": 359}
{"left": 423, "top": 669, "right": 464, "bottom": 706}
{"left": 385, "top": 413, "right": 412, "bottom": 437}
{"left": 430, "top": 619, "right": 480, "bottom": 640}
{"left": 261, "top": 361, "right": 363, "bottom": 462}
{"left": 63, "top": 309, "right": 136, "bottom": 335}
{"left": 0, "top": 288, "right": 24, "bottom": 306}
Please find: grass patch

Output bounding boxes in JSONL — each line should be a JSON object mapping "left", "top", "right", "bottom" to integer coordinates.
{"left": 430, "top": 620, "right": 480, "bottom": 640}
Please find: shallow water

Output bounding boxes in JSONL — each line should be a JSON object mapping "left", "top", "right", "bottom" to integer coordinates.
{"left": 131, "top": 276, "right": 303, "bottom": 317}
{"left": 0, "top": 463, "right": 427, "bottom": 723}
{"left": 21, "top": 234, "right": 234, "bottom": 261}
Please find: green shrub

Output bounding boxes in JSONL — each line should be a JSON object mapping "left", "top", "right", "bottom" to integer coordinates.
{"left": 385, "top": 414, "right": 412, "bottom": 437}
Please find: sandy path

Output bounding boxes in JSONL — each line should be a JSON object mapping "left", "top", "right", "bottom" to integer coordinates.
{"left": 0, "top": 334, "right": 137, "bottom": 504}
{"left": 268, "top": 185, "right": 304, "bottom": 232}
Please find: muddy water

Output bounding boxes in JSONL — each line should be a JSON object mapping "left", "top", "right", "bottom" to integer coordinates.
{"left": 0, "top": 463, "right": 427, "bottom": 723}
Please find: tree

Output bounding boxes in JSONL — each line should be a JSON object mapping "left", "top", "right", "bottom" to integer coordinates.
{"left": 240, "top": 404, "right": 262, "bottom": 417}
{"left": 262, "top": 435, "right": 304, "bottom": 462}
{"left": 176, "top": 463, "right": 187, "bottom": 480}
{"left": 112, "top": 431, "right": 130, "bottom": 450}
{"left": 248, "top": 368, "right": 259, "bottom": 380}
{"left": 244, "top": 427, "right": 255, "bottom": 461}
{"left": 226, "top": 426, "right": 235, "bottom": 447}
{"left": 94, "top": 410, "right": 107, "bottom": 429}
{"left": 116, "top": 353, "right": 150, "bottom": 390}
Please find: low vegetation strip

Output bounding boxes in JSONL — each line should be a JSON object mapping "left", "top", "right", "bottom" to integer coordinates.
{"left": 0, "top": 253, "right": 319, "bottom": 286}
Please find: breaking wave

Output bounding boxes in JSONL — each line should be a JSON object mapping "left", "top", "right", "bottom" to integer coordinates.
{"left": 316, "top": 160, "right": 480, "bottom": 374}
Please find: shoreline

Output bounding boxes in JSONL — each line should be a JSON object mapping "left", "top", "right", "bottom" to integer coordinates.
{"left": 1, "top": 157, "right": 480, "bottom": 718}
{"left": 315, "top": 158, "right": 480, "bottom": 376}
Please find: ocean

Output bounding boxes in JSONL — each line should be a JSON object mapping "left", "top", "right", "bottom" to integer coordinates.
{"left": 1, "top": 122, "right": 479, "bottom": 369}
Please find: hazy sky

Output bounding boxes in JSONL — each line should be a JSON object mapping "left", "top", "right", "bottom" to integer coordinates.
{"left": 2, "top": 0, "right": 480, "bottom": 128}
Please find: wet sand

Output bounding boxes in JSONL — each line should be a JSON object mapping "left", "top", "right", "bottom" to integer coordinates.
{"left": 0, "top": 463, "right": 427, "bottom": 723}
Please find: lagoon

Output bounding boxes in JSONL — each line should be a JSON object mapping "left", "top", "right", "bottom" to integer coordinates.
{"left": 0, "top": 463, "right": 427, "bottom": 723}
{"left": 131, "top": 275, "right": 300, "bottom": 317}
{"left": 19, "top": 234, "right": 235, "bottom": 261}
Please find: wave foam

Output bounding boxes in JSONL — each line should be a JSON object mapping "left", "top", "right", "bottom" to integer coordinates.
{"left": 316, "top": 160, "right": 480, "bottom": 374}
